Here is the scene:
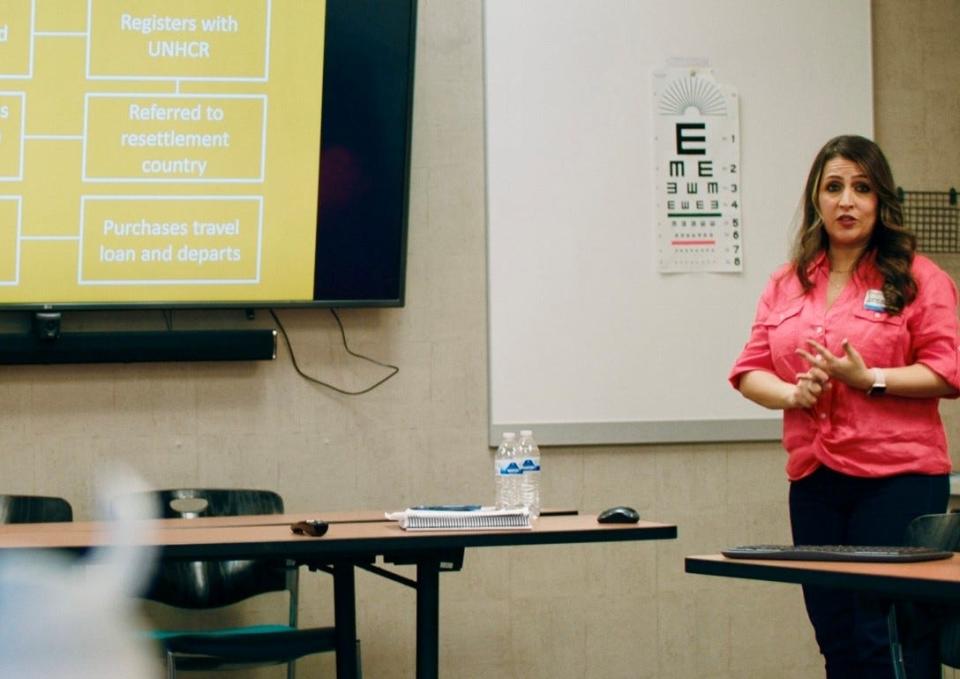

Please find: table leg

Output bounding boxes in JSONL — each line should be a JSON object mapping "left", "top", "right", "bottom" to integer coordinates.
{"left": 416, "top": 557, "right": 441, "bottom": 679}
{"left": 333, "top": 561, "right": 358, "bottom": 679}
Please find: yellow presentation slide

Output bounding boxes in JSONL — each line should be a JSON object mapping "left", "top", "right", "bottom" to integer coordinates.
{"left": 0, "top": 0, "right": 325, "bottom": 304}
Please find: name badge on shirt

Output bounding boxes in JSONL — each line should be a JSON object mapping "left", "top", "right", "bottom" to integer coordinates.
{"left": 863, "top": 289, "right": 887, "bottom": 312}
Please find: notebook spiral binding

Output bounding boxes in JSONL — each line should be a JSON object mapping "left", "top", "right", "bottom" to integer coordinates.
{"left": 400, "top": 508, "right": 532, "bottom": 531}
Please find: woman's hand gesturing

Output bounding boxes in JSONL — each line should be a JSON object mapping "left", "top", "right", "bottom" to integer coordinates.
{"left": 797, "top": 338, "right": 872, "bottom": 391}
{"left": 789, "top": 363, "right": 830, "bottom": 408}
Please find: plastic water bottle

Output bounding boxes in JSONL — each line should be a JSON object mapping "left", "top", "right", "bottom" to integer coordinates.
{"left": 494, "top": 432, "right": 523, "bottom": 509}
{"left": 518, "top": 430, "right": 541, "bottom": 518}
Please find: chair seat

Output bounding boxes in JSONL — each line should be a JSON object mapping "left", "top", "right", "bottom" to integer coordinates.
{"left": 116, "top": 489, "right": 352, "bottom": 677}
{"left": 154, "top": 625, "right": 338, "bottom": 668}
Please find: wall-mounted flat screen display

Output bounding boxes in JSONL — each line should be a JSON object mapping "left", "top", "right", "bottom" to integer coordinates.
{"left": 0, "top": 0, "right": 415, "bottom": 309}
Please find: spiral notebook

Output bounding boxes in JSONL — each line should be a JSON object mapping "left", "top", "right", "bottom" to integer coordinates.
{"left": 387, "top": 507, "right": 532, "bottom": 531}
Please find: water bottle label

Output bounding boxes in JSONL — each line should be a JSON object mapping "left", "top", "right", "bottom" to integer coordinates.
{"left": 495, "top": 460, "right": 523, "bottom": 476}
{"left": 520, "top": 458, "right": 540, "bottom": 472}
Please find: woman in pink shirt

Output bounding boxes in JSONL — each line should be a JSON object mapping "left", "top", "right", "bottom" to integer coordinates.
{"left": 730, "top": 135, "right": 960, "bottom": 679}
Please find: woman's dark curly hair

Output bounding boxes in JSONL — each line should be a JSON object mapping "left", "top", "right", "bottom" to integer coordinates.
{"left": 790, "top": 135, "right": 916, "bottom": 314}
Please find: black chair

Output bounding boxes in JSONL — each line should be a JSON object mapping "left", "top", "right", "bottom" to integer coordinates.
{"left": 113, "top": 489, "right": 352, "bottom": 679}
{"left": 0, "top": 494, "right": 72, "bottom": 523}
{"left": 902, "top": 512, "right": 960, "bottom": 670}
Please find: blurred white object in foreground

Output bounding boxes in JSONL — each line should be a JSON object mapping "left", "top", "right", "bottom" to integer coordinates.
{"left": 0, "top": 467, "right": 162, "bottom": 678}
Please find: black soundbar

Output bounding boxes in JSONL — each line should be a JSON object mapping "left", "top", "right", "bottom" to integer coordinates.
{"left": 0, "top": 329, "right": 277, "bottom": 365}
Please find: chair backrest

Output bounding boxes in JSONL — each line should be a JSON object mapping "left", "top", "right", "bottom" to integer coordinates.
{"left": 904, "top": 512, "right": 960, "bottom": 669}
{"left": 0, "top": 495, "right": 72, "bottom": 523}
{"left": 115, "top": 489, "right": 287, "bottom": 609}
{"left": 904, "top": 513, "right": 960, "bottom": 552}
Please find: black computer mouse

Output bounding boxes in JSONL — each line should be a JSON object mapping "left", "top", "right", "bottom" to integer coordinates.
{"left": 597, "top": 506, "right": 640, "bottom": 524}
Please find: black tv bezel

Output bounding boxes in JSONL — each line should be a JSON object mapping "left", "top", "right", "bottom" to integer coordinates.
{"left": 4, "top": 0, "right": 417, "bottom": 313}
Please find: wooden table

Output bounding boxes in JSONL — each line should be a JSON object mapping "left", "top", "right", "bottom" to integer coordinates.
{"left": 0, "top": 513, "right": 677, "bottom": 679}
{"left": 685, "top": 553, "right": 960, "bottom": 602}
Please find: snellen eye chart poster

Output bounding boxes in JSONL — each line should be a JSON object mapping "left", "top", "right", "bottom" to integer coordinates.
{"left": 654, "top": 67, "right": 741, "bottom": 273}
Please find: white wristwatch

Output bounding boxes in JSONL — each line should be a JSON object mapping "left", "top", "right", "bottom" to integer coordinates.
{"left": 867, "top": 368, "right": 886, "bottom": 397}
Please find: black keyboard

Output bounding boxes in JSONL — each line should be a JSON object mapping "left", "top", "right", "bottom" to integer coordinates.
{"left": 722, "top": 544, "right": 954, "bottom": 563}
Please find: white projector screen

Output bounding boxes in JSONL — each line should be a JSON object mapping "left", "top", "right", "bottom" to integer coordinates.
{"left": 484, "top": 0, "right": 873, "bottom": 445}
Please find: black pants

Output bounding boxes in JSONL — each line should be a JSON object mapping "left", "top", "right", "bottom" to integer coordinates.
{"left": 789, "top": 465, "right": 948, "bottom": 679}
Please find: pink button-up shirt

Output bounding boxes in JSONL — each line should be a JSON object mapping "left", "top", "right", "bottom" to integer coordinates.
{"left": 730, "top": 252, "right": 960, "bottom": 481}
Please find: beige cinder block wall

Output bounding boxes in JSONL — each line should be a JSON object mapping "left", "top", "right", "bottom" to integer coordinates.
{"left": 0, "top": 2, "right": 956, "bottom": 678}
{"left": 874, "top": 0, "right": 960, "bottom": 470}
